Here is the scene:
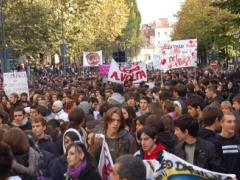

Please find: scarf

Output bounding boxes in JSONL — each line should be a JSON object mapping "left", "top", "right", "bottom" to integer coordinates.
{"left": 67, "top": 159, "right": 87, "bottom": 180}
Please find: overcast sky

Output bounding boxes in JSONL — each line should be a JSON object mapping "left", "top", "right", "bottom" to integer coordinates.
{"left": 136, "top": 0, "right": 183, "bottom": 24}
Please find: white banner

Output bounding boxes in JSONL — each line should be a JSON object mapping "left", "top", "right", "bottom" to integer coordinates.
{"left": 96, "top": 134, "right": 113, "bottom": 180}
{"left": 142, "top": 151, "right": 236, "bottom": 180}
{"left": 3, "top": 72, "right": 29, "bottom": 97}
{"left": 157, "top": 39, "right": 197, "bottom": 71}
{"left": 83, "top": 50, "right": 103, "bottom": 67}
{"left": 108, "top": 59, "right": 147, "bottom": 84}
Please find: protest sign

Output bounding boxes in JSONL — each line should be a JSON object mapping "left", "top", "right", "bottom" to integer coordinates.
{"left": 157, "top": 39, "right": 197, "bottom": 71}
{"left": 99, "top": 64, "right": 110, "bottom": 77}
{"left": 108, "top": 59, "right": 147, "bottom": 84}
{"left": 96, "top": 134, "right": 113, "bottom": 180}
{"left": 3, "top": 71, "right": 29, "bottom": 97}
{"left": 142, "top": 151, "right": 236, "bottom": 180}
{"left": 83, "top": 50, "right": 103, "bottom": 67}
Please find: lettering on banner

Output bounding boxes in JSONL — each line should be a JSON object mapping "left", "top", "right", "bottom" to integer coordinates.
{"left": 102, "top": 147, "right": 112, "bottom": 180}
{"left": 110, "top": 70, "right": 146, "bottom": 82}
{"left": 168, "top": 55, "right": 191, "bottom": 69}
{"left": 155, "top": 159, "right": 231, "bottom": 180}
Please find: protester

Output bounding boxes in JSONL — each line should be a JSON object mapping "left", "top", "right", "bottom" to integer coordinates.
{"left": 0, "top": 142, "right": 22, "bottom": 180}
{"left": 174, "top": 115, "right": 223, "bottom": 172}
{"left": 31, "top": 116, "right": 57, "bottom": 155}
{"left": 2, "top": 128, "right": 37, "bottom": 180}
{"left": 217, "top": 112, "right": 240, "bottom": 179}
{"left": 186, "top": 95, "right": 205, "bottom": 122}
{"left": 136, "top": 96, "right": 150, "bottom": 117}
{"left": 65, "top": 141, "right": 101, "bottom": 180}
{"left": 111, "top": 154, "right": 146, "bottom": 180}
{"left": 135, "top": 126, "right": 165, "bottom": 161}
{"left": 96, "top": 107, "right": 137, "bottom": 162}
{"left": 205, "top": 85, "right": 223, "bottom": 106}
{"left": 50, "top": 100, "right": 69, "bottom": 122}
{"left": 2, "top": 64, "right": 240, "bottom": 179}
{"left": 121, "top": 105, "right": 136, "bottom": 132}
{"left": 11, "top": 107, "right": 32, "bottom": 131}
{"left": 49, "top": 128, "right": 83, "bottom": 180}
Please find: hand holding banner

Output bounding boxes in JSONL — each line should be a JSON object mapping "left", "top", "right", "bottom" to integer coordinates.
{"left": 142, "top": 151, "right": 236, "bottom": 180}
{"left": 96, "top": 134, "right": 113, "bottom": 180}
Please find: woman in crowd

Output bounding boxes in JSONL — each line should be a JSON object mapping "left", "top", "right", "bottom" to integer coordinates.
{"left": 0, "top": 142, "right": 22, "bottom": 180}
{"left": 121, "top": 105, "right": 136, "bottom": 132}
{"left": 2, "top": 128, "right": 37, "bottom": 180}
{"left": 65, "top": 141, "right": 101, "bottom": 180}
{"left": 49, "top": 128, "right": 83, "bottom": 180}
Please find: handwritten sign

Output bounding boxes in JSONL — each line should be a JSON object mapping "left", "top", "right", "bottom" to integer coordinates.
{"left": 108, "top": 59, "right": 147, "bottom": 84}
{"left": 3, "top": 72, "right": 29, "bottom": 97}
{"left": 156, "top": 39, "right": 197, "bottom": 70}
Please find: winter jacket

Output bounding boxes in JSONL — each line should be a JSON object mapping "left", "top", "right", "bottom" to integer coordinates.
{"left": 10, "top": 147, "right": 37, "bottom": 180}
{"left": 103, "top": 129, "right": 137, "bottom": 162}
{"left": 11, "top": 118, "right": 32, "bottom": 131}
{"left": 198, "top": 128, "right": 222, "bottom": 157}
{"left": 135, "top": 144, "right": 164, "bottom": 161}
{"left": 50, "top": 109, "right": 69, "bottom": 122}
{"left": 37, "top": 149, "right": 55, "bottom": 178}
{"left": 174, "top": 137, "right": 223, "bottom": 172}
{"left": 49, "top": 155, "right": 67, "bottom": 180}
{"left": 38, "top": 136, "right": 58, "bottom": 156}
{"left": 157, "top": 131, "right": 177, "bottom": 153}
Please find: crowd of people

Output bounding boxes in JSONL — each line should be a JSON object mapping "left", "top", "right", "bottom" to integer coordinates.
{"left": 0, "top": 67, "right": 240, "bottom": 180}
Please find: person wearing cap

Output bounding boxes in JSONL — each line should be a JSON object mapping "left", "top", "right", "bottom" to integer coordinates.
{"left": 50, "top": 100, "right": 69, "bottom": 122}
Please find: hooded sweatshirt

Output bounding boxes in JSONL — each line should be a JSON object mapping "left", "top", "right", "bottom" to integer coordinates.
{"left": 62, "top": 128, "right": 83, "bottom": 154}
{"left": 143, "top": 144, "right": 165, "bottom": 160}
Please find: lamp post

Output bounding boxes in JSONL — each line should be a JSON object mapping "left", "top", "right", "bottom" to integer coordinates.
{"left": 234, "top": 31, "right": 240, "bottom": 66}
{"left": 0, "top": 0, "right": 6, "bottom": 73}
{"left": 60, "top": 0, "right": 67, "bottom": 75}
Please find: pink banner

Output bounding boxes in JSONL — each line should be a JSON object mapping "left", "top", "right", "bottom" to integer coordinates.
{"left": 99, "top": 64, "right": 110, "bottom": 77}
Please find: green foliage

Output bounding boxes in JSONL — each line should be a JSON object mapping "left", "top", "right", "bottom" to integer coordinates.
{"left": 172, "top": 0, "right": 236, "bottom": 62}
{"left": 3, "top": 0, "right": 142, "bottom": 62}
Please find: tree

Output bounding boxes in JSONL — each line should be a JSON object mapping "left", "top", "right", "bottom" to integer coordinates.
{"left": 3, "top": 0, "right": 141, "bottom": 63}
{"left": 172, "top": 0, "right": 235, "bottom": 64}
{"left": 4, "top": 0, "right": 60, "bottom": 59}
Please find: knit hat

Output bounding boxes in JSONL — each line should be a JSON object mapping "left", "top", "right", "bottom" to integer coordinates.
{"left": 53, "top": 100, "right": 63, "bottom": 110}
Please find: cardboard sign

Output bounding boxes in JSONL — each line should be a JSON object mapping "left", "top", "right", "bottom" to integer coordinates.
{"left": 108, "top": 59, "right": 147, "bottom": 84}
{"left": 83, "top": 50, "right": 103, "bottom": 67}
{"left": 3, "top": 71, "right": 29, "bottom": 97}
{"left": 156, "top": 39, "right": 197, "bottom": 71}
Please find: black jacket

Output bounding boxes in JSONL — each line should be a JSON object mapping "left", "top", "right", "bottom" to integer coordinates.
{"left": 77, "top": 163, "right": 101, "bottom": 180}
{"left": 174, "top": 137, "right": 223, "bottom": 172}
{"left": 38, "top": 137, "right": 58, "bottom": 156}
{"left": 157, "top": 131, "right": 177, "bottom": 153}
{"left": 49, "top": 155, "right": 67, "bottom": 180}
{"left": 198, "top": 128, "right": 222, "bottom": 158}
